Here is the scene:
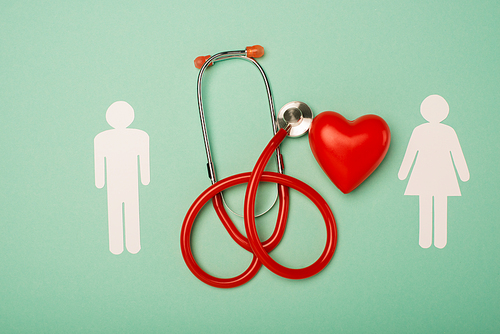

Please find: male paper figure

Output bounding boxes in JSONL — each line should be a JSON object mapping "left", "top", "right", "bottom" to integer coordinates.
{"left": 94, "top": 101, "right": 150, "bottom": 254}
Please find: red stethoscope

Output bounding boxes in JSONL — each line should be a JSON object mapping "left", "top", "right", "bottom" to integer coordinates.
{"left": 180, "top": 45, "right": 337, "bottom": 288}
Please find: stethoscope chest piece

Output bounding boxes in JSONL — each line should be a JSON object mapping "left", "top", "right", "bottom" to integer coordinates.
{"left": 278, "top": 101, "right": 313, "bottom": 137}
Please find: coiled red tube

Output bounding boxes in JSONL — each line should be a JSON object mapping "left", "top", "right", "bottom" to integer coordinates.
{"left": 181, "top": 173, "right": 289, "bottom": 288}
{"left": 180, "top": 129, "right": 337, "bottom": 288}
{"left": 244, "top": 129, "right": 337, "bottom": 279}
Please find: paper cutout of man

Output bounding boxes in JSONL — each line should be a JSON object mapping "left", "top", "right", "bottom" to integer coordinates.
{"left": 94, "top": 101, "right": 150, "bottom": 254}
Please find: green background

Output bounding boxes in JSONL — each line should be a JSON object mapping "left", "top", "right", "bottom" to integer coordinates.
{"left": 1, "top": 0, "right": 499, "bottom": 332}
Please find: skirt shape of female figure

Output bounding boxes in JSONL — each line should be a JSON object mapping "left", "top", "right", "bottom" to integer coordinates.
{"left": 398, "top": 95, "right": 469, "bottom": 249}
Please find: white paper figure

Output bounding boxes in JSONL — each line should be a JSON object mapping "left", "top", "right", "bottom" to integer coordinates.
{"left": 398, "top": 95, "right": 469, "bottom": 249}
{"left": 94, "top": 101, "right": 150, "bottom": 254}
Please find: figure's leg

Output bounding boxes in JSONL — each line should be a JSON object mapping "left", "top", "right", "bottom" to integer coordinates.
{"left": 124, "top": 196, "right": 141, "bottom": 254}
{"left": 108, "top": 198, "right": 124, "bottom": 255}
{"left": 419, "top": 195, "right": 433, "bottom": 248}
{"left": 434, "top": 196, "right": 448, "bottom": 248}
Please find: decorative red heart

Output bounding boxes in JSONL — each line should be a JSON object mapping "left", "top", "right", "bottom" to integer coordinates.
{"left": 309, "top": 111, "right": 391, "bottom": 194}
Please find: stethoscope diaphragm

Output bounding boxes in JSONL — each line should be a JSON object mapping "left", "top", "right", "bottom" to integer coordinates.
{"left": 278, "top": 101, "right": 313, "bottom": 137}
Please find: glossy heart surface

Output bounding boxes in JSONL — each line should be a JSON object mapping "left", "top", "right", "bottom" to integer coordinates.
{"left": 309, "top": 111, "right": 391, "bottom": 194}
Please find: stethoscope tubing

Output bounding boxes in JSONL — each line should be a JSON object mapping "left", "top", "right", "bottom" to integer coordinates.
{"left": 181, "top": 129, "right": 337, "bottom": 288}
{"left": 180, "top": 172, "right": 289, "bottom": 288}
{"left": 244, "top": 129, "right": 337, "bottom": 279}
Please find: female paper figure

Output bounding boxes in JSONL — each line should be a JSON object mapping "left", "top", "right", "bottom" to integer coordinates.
{"left": 398, "top": 95, "right": 469, "bottom": 248}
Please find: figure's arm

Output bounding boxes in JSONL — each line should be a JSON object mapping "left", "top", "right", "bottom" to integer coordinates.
{"left": 94, "top": 136, "right": 105, "bottom": 188}
{"left": 398, "top": 130, "right": 418, "bottom": 180}
{"left": 139, "top": 133, "right": 150, "bottom": 185}
{"left": 450, "top": 131, "right": 470, "bottom": 182}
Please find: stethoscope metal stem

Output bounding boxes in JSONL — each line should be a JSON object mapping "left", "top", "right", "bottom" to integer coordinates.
{"left": 197, "top": 50, "right": 245, "bottom": 183}
{"left": 196, "top": 49, "right": 284, "bottom": 218}
{"left": 196, "top": 50, "right": 284, "bottom": 185}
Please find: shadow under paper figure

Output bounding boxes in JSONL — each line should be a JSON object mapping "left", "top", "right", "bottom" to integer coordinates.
{"left": 398, "top": 95, "right": 469, "bottom": 249}
{"left": 94, "top": 101, "right": 150, "bottom": 254}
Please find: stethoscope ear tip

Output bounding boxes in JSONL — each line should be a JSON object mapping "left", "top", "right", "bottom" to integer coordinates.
{"left": 278, "top": 101, "right": 313, "bottom": 137}
{"left": 194, "top": 55, "right": 212, "bottom": 69}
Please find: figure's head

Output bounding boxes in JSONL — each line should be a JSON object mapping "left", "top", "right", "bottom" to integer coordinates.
{"left": 106, "top": 101, "right": 134, "bottom": 129}
{"left": 420, "top": 95, "right": 449, "bottom": 123}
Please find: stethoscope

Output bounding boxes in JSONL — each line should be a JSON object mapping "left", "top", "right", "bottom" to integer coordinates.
{"left": 180, "top": 45, "right": 337, "bottom": 288}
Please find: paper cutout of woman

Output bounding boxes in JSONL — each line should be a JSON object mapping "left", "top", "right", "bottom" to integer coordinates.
{"left": 398, "top": 95, "right": 469, "bottom": 249}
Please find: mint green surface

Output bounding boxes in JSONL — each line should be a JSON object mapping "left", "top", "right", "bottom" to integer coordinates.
{"left": 1, "top": 1, "right": 499, "bottom": 333}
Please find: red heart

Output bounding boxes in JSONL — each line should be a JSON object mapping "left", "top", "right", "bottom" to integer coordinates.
{"left": 309, "top": 111, "right": 391, "bottom": 194}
